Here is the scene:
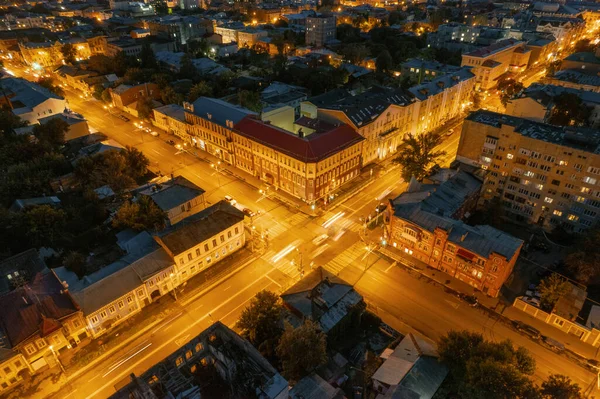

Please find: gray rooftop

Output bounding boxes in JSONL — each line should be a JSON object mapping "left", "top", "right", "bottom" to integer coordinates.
{"left": 308, "top": 86, "right": 413, "bottom": 127}
{"left": 281, "top": 267, "right": 363, "bottom": 333}
{"left": 515, "top": 83, "right": 600, "bottom": 107}
{"left": 10, "top": 196, "right": 61, "bottom": 212}
{"left": 552, "top": 69, "right": 600, "bottom": 87}
{"left": 290, "top": 373, "right": 344, "bottom": 399}
{"left": 138, "top": 176, "right": 204, "bottom": 212}
{"left": 153, "top": 104, "right": 186, "bottom": 122}
{"left": 0, "top": 77, "right": 64, "bottom": 109}
{"left": 155, "top": 200, "right": 244, "bottom": 256}
{"left": 409, "top": 67, "right": 475, "bottom": 101}
{"left": 189, "top": 96, "right": 256, "bottom": 128}
{"left": 0, "top": 249, "right": 48, "bottom": 295}
{"left": 54, "top": 243, "right": 173, "bottom": 315}
{"left": 391, "top": 170, "right": 522, "bottom": 260}
{"left": 467, "top": 109, "right": 600, "bottom": 154}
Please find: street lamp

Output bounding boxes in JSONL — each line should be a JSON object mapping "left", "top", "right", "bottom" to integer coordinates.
{"left": 169, "top": 272, "right": 178, "bottom": 301}
{"left": 49, "top": 345, "right": 65, "bottom": 373}
{"left": 211, "top": 161, "right": 223, "bottom": 187}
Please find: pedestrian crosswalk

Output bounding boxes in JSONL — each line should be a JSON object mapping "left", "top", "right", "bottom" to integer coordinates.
{"left": 322, "top": 242, "right": 370, "bottom": 276}
{"left": 262, "top": 249, "right": 302, "bottom": 279}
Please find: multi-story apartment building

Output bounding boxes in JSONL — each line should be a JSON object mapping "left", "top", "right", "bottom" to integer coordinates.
{"left": 535, "top": 16, "right": 585, "bottom": 50}
{"left": 408, "top": 67, "right": 476, "bottom": 135}
{"left": 306, "top": 14, "right": 336, "bottom": 47}
{"left": 461, "top": 39, "right": 531, "bottom": 90}
{"left": 457, "top": 110, "right": 600, "bottom": 232}
{"left": 232, "top": 116, "right": 364, "bottom": 203}
{"left": 112, "top": 322, "right": 288, "bottom": 399}
{"left": 427, "top": 23, "right": 483, "bottom": 48}
{"left": 302, "top": 86, "right": 414, "bottom": 164}
{"left": 400, "top": 59, "right": 461, "bottom": 84}
{"left": 18, "top": 39, "right": 92, "bottom": 68}
{"left": 109, "top": 82, "right": 161, "bottom": 112}
{"left": 386, "top": 169, "right": 523, "bottom": 297}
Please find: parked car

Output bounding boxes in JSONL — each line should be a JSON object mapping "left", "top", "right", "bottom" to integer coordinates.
{"left": 525, "top": 290, "right": 541, "bottom": 298}
{"left": 312, "top": 234, "right": 329, "bottom": 246}
{"left": 224, "top": 195, "right": 237, "bottom": 206}
{"left": 375, "top": 203, "right": 387, "bottom": 213}
{"left": 522, "top": 296, "right": 541, "bottom": 307}
{"left": 150, "top": 131, "right": 159, "bottom": 137}
{"left": 243, "top": 208, "right": 256, "bottom": 217}
{"left": 167, "top": 140, "right": 176, "bottom": 146}
{"left": 445, "top": 128, "right": 454, "bottom": 137}
{"left": 458, "top": 293, "right": 478, "bottom": 307}
{"left": 513, "top": 321, "right": 541, "bottom": 340}
{"left": 542, "top": 336, "right": 565, "bottom": 353}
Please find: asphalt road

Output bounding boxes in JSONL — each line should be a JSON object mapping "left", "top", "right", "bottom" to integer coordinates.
{"left": 7, "top": 63, "right": 595, "bottom": 398}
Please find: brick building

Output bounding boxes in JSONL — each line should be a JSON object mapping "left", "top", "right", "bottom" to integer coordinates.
{"left": 386, "top": 169, "right": 523, "bottom": 297}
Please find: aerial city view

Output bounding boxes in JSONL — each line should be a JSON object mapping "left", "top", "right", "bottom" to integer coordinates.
{"left": 0, "top": 0, "right": 599, "bottom": 397}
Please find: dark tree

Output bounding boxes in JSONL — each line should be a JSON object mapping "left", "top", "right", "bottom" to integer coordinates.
{"left": 178, "top": 54, "right": 198, "bottom": 80}
{"left": 160, "top": 86, "right": 184, "bottom": 105}
{"left": 64, "top": 251, "right": 87, "bottom": 278}
{"left": 538, "top": 274, "right": 570, "bottom": 311}
{"left": 376, "top": 49, "right": 393, "bottom": 73}
{"left": 498, "top": 78, "right": 524, "bottom": 107}
{"left": 541, "top": 374, "right": 583, "bottom": 399}
{"left": 236, "top": 290, "right": 284, "bottom": 357}
{"left": 237, "top": 90, "right": 262, "bottom": 112}
{"left": 276, "top": 320, "right": 327, "bottom": 383}
{"left": 136, "top": 96, "right": 155, "bottom": 120}
{"left": 393, "top": 132, "right": 445, "bottom": 181}
{"left": 548, "top": 92, "right": 592, "bottom": 127}
{"left": 37, "top": 78, "right": 64, "bottom": 97}
{"left": 61, "top": 43, "right": 77, "bottom": 65}
{"left": 112, "top": 196, "right": 167, "bottom": 232}
{"left": 88, "top": 54, "right": 115, "bottom": 75}
{"left": 123, "top": 146, "right": 149, "bottom": 181}
{"left": 188, "top": 81, "right": 214, "bottom": 101}
{"left": 140, "top": 42, "right": 157, "bottom": 69}
{"left": 33, "top": 118, "right": 69, "bottom": 148}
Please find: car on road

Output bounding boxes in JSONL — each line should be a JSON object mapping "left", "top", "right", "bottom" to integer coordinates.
{"left": 542, "top": 336, "right": 564, "bottom": 353}
{"left": 150, "top": 131, "right": 159, "bottom": 137}
{"left": 513, "top": 321, "right": 541, "bottom": 340}
{"left": 375, "top": 203, "right": 387, "bottom": 213}
{"left": 312, "top": 234, "right": 329, "bottom": 246}
{"left": 118, "top": 115, "right": 130, "bottom": 122}
{"left": 243, "top": 208, "right": 256, "bottom": 217}
{"left": 167, "top": 140, "right": 176, "bottom": 146}
{"left": 224, "top": 195, "right": 237, "bottom": 206}
{"left": 445, "top": 128, "right": 454, "bottom": 137}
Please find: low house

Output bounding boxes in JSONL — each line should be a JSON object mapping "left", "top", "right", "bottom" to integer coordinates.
{"left": 372, "top": 333, "right": 448, "bottom": 398}
{"left": 38, "top": 112, "right": 90, "bottom": 140}
{"left": 0, "top": 77, "right": 66, "bottom": 124}
{"left": 111, "top": 322, "right": 288, "bottom": 399}
{"left": 109, "top": 82, "right": 161, "bottom": 114}
{"left": 560, "top": 52, "right": 600, "bottom": 73}
{"left": 152, "top": 104, "right": 187, "bottom": 140}
{"left": 9, "top": 197, "right": 61, "bottom": 213}
{"left": 290, "top": 373, "right": 345, "bottom": 399}
{"left": 0, "top": 272, "right": 88, "bottom": 374}
{"left": 137, "top": 176, "right": 206, "bottom": 226}
{"left": 547, "top": 69, "right": 600, "bottom": 93}
{"left": 281, "top": 267, "right": 364, "bottom": 337}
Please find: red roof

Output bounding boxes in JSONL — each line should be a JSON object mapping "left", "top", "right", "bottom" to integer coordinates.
{"left": 234, "top": 116, "right": 364, "bottom": 163}
{"left": 0, "top": 272, "right": 79, "bottom": 347}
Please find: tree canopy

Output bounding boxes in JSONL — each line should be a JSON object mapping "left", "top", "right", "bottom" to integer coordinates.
{"left": 538, "top": 274, "right": 570, "bottom": 311}
{"left": 393, "top": 132, "right": 446, "bottom": 181}
{"left": 548, "top": 93, "right": 592, "bottom": 127}
{"left": 438, "top": 330, "right": 538, "bottom": 398}
{"left": 276, "top": 320, "right": 327, "bottom": 383}
{"left": 112, "top": 195, "right": 166, "bottom": 232}
{"left": 541, "top": 374, "right": 583, "bottom": 399}
{"left": 236, "top": 290, "right": 284, "bottom": 358}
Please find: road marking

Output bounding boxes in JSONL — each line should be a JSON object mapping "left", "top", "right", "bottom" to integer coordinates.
{"left": 444, "top": 299, "right": 460, "bottom": 309}
{"left": 102, "top": 343, "right": 153, "bottom": 378}
{"left": 63, "top": 390, "right": 78, "bottom": 398}
{"left": 151, "top": 149, "right": 163, "bottom": 156}
{"left": 175, "top": 334, "right": 190, "bottom": 347}
{"left": 223, "top": 285, "right": 231, "bottom": 291}
{"left": 89, "top": 270, "right": 275, "bottom": 398}
{"left": 384, "top": 262, "right": 397, "bottom": 273}
{"left": 194, "top": 304, "right": 204, "bottom": 311}
{"left": 266, "top": 275, "right": 282, "bottom": 287}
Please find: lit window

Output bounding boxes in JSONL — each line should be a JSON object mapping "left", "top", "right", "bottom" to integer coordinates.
{"left": 544, "top": 197, "right": 553, "bottom": 203}
{"left": 507, "top": 154, "right": 514, "bottom": 159}
{"left": 553, "top": 210, "right": 563, "bottom": 216}
{"left": 568, "top": 214, "right": 579, "bottom": 221}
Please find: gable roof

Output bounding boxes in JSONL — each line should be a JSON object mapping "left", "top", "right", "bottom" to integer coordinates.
{"left": 0, "top": 249, "right": 48, "bottom": 295}
{"left": 189, "top": 96, "right": 256, "bottom": 128}
{"left": 0, "top": 272, "right": 79, "bottom": 348}
{"left": 155, "top": 201, "right": 244, "bottom": 256}
{"left": 234, "top": 116, "right": 364, "bottom": 163}
{"left": 138, "top": 176, "right": 205, "bottom": 212}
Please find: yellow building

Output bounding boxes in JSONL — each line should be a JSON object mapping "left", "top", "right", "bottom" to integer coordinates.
{"left": 457, "top": 110, "right": 600, "bottom": 232}
{"left": 461, "top": 39, "right": 530, "bottom": 90}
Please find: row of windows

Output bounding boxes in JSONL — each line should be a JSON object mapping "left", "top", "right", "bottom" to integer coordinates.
{"left": 180, "top": 227, "right": 240, "bottom": 266}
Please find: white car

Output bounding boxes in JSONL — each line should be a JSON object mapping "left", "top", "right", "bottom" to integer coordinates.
{"left": 150, "top": 131, "right": 159, "bottom": 137}
{"left": 224, "top": 195, "right": 237, "bottom": 206}
{"left": 312, "top": 234, "right": 329, "bottom": 246}
{"left": 522, "top": 296, "right": 541, "bottom": 307}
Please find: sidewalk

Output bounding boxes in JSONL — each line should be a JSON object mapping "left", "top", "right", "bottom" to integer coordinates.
{"left": 11, "top": 250, "right": 259, "bottom": 399}
{"left": 363, "top": 227, "right": 600, "bottom": 364}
